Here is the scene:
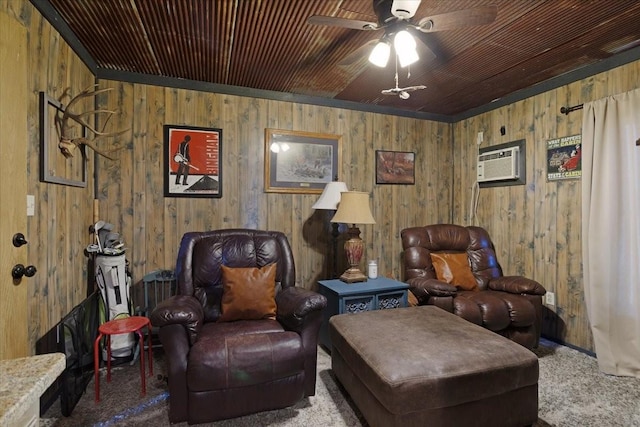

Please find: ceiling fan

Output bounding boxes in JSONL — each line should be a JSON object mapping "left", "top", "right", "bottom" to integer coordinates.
{"left": 308, "top": 0, "right": 498, "bottom": 67}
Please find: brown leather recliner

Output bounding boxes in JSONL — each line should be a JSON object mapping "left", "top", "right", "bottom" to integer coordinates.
{"left": 150, "top": 229, "right": 327, "bottom": 424}
{"left": 401, "top": 224, "right": 546, "bottom": 349}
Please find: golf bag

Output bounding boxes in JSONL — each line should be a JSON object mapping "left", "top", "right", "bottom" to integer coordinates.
{"left": 95, "top": 252, "right": 134, "bottom": 360}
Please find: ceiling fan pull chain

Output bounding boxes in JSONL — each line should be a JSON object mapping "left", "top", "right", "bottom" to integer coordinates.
{"left": 394, "top": 53, "right": 399, "bottom": 88}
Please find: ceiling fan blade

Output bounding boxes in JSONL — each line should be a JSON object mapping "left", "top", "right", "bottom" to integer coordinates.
{"left": 307, "top": 15, "right": 380, "bottom": 31}
{"left": 381, "top": 89, "right": 398, "bottom": 95}
{"left": 416, "top": 5, "right": 498, "bottom": 32}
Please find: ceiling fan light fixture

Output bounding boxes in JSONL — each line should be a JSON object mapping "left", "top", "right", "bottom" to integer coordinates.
{"left": 394, "top": 30, "right": 419, "bottom": 67}
{"left": 368, "top": 40, "right": 391, "bottom": 67}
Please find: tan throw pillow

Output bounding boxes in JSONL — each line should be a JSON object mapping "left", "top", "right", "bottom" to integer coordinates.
{"left": 430, "top": 252, "right": 478, "bottom": 291}
{"left": 218, "top": 263, "right": 277, "bottom": 322}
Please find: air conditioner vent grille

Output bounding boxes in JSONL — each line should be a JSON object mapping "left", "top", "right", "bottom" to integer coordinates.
{"left": 477, "top": 146, "right": 520, "bottom": 182}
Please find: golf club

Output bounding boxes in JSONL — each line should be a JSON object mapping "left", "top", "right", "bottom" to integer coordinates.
{"left": 94, "top": 220, "right": 105, "bottom": 253}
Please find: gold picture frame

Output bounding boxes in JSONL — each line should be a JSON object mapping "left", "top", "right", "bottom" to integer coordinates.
{"left": 264, "top": 129, "right": 341, "bottom": 194}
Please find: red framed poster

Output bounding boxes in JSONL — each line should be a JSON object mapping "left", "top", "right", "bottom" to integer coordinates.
{"left": 164, "top": 124, "right": 222, "bottom": 198}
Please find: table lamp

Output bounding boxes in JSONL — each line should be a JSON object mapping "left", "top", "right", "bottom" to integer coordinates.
{"left": 312, "top": 181, "right": 348, "bottom": 279}
{"left": 331, "top": 191, "right": 376, "bottom": 283}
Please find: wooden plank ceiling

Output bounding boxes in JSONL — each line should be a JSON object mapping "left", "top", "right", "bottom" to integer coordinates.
{"left": 43, "top": 0, "right": 640, "bottom": 118}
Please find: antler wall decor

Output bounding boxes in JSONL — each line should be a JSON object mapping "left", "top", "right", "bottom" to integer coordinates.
{"left": 56, "top": 84, "right": 129, "bottom": 161}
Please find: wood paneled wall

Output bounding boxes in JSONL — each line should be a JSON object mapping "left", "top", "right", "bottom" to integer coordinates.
{"left": 453, "top": 60, "right": 640, "bottom": 351}
{"left": 95, "top": 81, "right": 453, "bottom": 293}
{"left": 3, "top": 0, "right": 96, "bottom": 353}
{"left": 7, "top": 0, "right": 640, "bottom": 354}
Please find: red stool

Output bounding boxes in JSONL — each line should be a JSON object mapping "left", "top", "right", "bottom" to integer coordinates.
{"left": 94, "top": 316, "right": 153, "bottom": 402}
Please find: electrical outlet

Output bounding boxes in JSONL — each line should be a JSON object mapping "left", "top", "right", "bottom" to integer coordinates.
{"left": 545, "top": 291, "right": 555, "bottom": 306}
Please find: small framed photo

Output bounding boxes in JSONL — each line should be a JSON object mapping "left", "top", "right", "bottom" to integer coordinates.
{"left": 264, "top": 128, "right": 341, "bottom": 194}
{"left": 375, "top": 150, "right": 415, "bottom": 185}
{"left": 164, "top": 124, "right": 222, "bottom": 198}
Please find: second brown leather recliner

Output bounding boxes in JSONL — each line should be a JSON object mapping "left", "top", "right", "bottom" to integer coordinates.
{"left": 401, "top": 224, "right": 546, "bottom": 349}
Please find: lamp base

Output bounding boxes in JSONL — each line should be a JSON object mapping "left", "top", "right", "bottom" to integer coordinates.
{"left": 339, "top": 225, "right": 368, "bottom": 284}
{"left": 340, "top": 267, "right": 367, "bottom": 283}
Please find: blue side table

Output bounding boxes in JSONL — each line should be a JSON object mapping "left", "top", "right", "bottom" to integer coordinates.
{"left": 318, "top": 277, "right": 409, "bottom": 352}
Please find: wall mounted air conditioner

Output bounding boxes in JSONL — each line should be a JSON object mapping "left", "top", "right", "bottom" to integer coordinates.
{"left": 477, "top": 146, "right": 520, "bottom": 182}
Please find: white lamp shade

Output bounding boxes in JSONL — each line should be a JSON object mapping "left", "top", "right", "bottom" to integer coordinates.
{"left": 312, "top": 181, "right": 349, "bottom": 210}
{"left": 368, "top": 41, "right": 391, "bottom": 67}
{"left": 331, "top": 191, "right": 376, "bottom": 225}
{"left": 394, "top": 30, "right": 419, "bottom": 67}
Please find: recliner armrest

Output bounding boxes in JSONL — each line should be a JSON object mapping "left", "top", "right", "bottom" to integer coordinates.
{"left": 488, "top": 276, "right": 546, "bottom": 295}
{"left": 276, "top": 287, "right": 327, "bottom": 331}
{"left": 150, "top": 295, "right": 204, "bottom": 345}
{"left": 407, "top": 277, "right": 457, "bottom": 303}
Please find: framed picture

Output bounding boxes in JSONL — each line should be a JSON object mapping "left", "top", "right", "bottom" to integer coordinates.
{"left": 375, "top": 150, "right": 415, "bottom": 185}
{"left": 264, "top": 128, "right": 341, "bottom": 194}
{"left": 546, "top": 134, "right": 582, "bottom": 181}
{"left": 39, "top": 92, "right": 87, "bottom": 187}
{"left": 164, "top": 124, "right": 222, "bottom": 198}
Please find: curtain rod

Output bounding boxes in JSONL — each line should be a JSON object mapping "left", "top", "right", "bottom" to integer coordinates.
{"left": 560, "top": 104, "right": 584, "bottom": 115}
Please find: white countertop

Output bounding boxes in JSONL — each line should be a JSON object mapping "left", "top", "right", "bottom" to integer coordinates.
{"left": 0, "top": 353, "right": 66, "bottom": 425}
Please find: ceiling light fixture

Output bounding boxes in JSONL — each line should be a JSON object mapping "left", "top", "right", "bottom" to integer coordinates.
{"left": 368, "top": 40, "right": 391, "bottom": 68}
{"left": 394, "top": 30, "right": 419, "bottom": 68}
{"left": 368, "top": 30, "right": 420, "bottom": 68}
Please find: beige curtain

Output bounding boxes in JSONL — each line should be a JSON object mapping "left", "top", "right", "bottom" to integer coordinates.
{"left": 581, "top": 88, "right": 640, "bottom": 377}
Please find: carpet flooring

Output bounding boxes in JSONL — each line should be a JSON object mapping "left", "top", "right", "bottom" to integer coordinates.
{"left": 41, "top": 338, "right": 640, "bottom": 426}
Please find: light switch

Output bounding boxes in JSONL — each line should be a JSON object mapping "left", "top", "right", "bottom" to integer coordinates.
{"left": 27, "top": 195, "right": 35, "bottom": 216}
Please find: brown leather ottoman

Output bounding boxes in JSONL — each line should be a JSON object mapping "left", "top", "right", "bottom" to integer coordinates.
{"left": 329, "top": 306, "right": 539, "bottom": 427}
